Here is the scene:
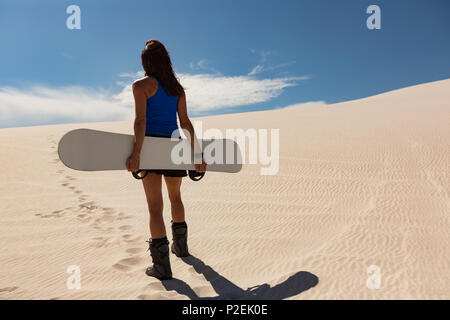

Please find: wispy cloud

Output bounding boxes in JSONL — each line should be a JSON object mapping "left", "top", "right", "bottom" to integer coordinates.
{"left": 189, "top": 59, "right": 219, "bottom": 74}
{"left": 248, "top": 65, "right": 264, "bottom": 76}
{"left": 249, "top": 61, "right": 297, "bottom": 76}
{"left": 248, "top": 49, "right": 295, "bottom": 76}
{"left": 249, "top": 49, "right": 272, "bottom": 63}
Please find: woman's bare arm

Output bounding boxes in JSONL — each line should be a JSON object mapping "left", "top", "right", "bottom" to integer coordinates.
{"left": 177, "top": 91, "right": 206, "bottom": 171}
{"left": 177, "top": 91, "right": 201, "bottom": 154}
{"left": 131, "top": 81, "right": 147, "bottom": 156}
{"left": 126, "top": 80, "right": 147, "bottom": 172}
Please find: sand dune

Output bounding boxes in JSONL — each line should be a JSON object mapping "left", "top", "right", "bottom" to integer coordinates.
{"left": 0, "top": 79, "right": 449, "bottom": 299}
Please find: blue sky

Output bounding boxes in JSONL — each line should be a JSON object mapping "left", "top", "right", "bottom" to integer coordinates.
{"left": 0, "top": 0, "right": 449, "bottom": 128}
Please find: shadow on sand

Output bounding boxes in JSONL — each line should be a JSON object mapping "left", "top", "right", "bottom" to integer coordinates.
{"left": 161, "top": 255, "right": 318, "bottom": 300}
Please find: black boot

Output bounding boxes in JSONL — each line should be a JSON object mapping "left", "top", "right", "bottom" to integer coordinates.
{"left": 145, "top": 238, "right": 172, "bottom": 280}
{"left": 171, "top": 221, "right": 189, "bottom": 257}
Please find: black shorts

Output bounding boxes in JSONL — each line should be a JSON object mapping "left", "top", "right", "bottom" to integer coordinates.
{"left": 145, "top": 133, "right": 188, "bottom": 178}
{"left": 147, "top": 169, "right": 188, "bottom": 177}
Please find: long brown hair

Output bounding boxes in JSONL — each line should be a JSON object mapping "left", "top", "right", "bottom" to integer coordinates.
{"left": 141, "top": 39, "right": 184, "bottom": 98}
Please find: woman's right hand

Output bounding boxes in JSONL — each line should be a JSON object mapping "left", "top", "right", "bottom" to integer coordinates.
{"left": 126, "top": 152, "right": 140, "bottom": 172}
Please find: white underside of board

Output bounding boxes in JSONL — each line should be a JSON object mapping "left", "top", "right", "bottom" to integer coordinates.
{"left": 58, "top": 129, "right": 242, "bottom": 173}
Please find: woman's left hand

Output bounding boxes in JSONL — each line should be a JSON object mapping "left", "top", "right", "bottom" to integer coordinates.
{"left": 195, "top": 158, "right": 207, "bottom": 173}
{"left": 126, "top": 152, "right": 140, "bottom": 172}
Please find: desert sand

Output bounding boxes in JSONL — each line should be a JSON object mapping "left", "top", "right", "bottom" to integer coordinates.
{"left": 0, "top": 79, "right": 449, "bottom": 299}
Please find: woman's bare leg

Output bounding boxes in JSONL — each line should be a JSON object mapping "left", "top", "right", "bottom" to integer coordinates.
{"left": 163, "top": 176, "right": 185, "bottom": 223}
{"left": 141, "top": 172, "right": 166, "bottom": 238}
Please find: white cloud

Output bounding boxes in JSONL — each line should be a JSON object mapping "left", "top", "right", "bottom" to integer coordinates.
{"left": 0, "top": 85, "right": 132, "bottom": 128}
{"left": 0, "top": 72, "right": 311, "bottom": 128}
{"left": 114, "top": 72, "right": 310, "bottom": 113}
{"left": 179, "top": 73, "right": 308, "bottom": 112}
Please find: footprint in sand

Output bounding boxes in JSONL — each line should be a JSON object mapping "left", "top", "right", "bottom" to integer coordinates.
{"left": 76, "top": 214, "right": 92, "bottom": 223}
{"left": 126, "top": 247, "right": 143, "bottom": 254}
{"left": 112, "top": 263, "right": 132, "bottom": 272}
{"left": 119, "top": 225, "right": 133, "bottom": 231}
{"left": 50, "top": 156, "right": 142, "bottom": 269}
{"left": 79, "top": 201, "right": 98, "bottom": 211}
{"left": 0, "top": 286, "right": 18, "bottom": 293}
{"left": 121, "top": 234, "right": 143, "bottom": 244}
{"left": 90, "top": 236, "right": 111, "bottom": 248}
{"left": 113, "top": 256, "right": 145, "bottom": 272}
{"left": 59, "top": 179, "right": 84, "bottom": 197}
{"left": 118, "top": 212, "right": 132, "bottom": 220}
{"left": 136, "top": 282, "right": 184, "bottom": 300}
{"left": 36, "top": 209, "right": 66, "bottom": 219}
{"left": 102, "top": 208, "right": 115, "bottom": 214}
{"left": 93, "top": 214, "right": 116, "bottom": 225}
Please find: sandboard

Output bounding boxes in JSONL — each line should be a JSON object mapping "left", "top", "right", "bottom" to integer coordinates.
{"left": 58, "top": 129, "right": 242, "bottom": 173}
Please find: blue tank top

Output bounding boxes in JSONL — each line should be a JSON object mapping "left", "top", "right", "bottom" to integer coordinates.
{"left": 145, "top": 76, "right": 179, "bottom": 137}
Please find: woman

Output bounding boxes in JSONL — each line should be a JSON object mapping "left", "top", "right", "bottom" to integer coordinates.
{"left": 126, "top": 39, "right": 206, "bottom": 280}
